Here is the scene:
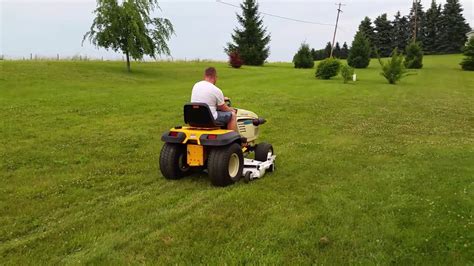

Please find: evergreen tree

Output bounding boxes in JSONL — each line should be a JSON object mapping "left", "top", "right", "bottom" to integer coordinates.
{"left": 226, "top": 0, "right": 271, "bottom": 66}
{"left": 437, "top": 0, "right": 471, "bottom": 54}
{"left": 408, "top": 1, "right": 426, "bottom": 43}
{"left": 460, "top": 38, "right": 474, "bottom": 70}
{"left": 358, "top": 17, "right": 375, "bottom": 46}
{"left": 310, "top": 48, "right": 317, "bottom": 60}
{"left": 424, "top": 0, "right": 442, "bottom": 54}
{"left": 404, "top": 42, "right": 423, "bottom": 69}
{"left": 324, "top": 42, "right": 332, "bottom": 58}
{"left": 340, "top": 42, "right": 349, "bottom": 59}
{"left": 379, "top": 48, "right": 408, "bottom": 84}
{"left": 373, "top": 13, "right": 393, "bottom": 57}
{"left": 334, "top": 42, "right": 341, "bottom": 58}
{"left": 348, "top": 31, "right": 371, "bottom": 68}
{"left": 293, "top": 43, "right": 314, "bottom": 69}
{"left": 313, "top": 49, "right": 327, "bottom": 61}
{"left": 392, "top": 11, "right": 411, "bottom": 53}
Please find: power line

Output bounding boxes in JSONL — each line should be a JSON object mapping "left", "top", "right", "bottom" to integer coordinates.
{"left": 216, "top": 0, "right": 335, "bottom": 27}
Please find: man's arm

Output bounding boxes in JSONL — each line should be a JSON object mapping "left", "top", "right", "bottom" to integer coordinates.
{"left": 215, "top": 88, "right": 235, "bottom": 113}
{"left": 217, "top": 103, "right": 235, "bottom": 113}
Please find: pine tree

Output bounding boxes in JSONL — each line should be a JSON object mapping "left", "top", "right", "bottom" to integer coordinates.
{"left": 408, "top": 1, "right": 426, "bottom": 43}
{"left": 373, "top": 13, "right": 393, "bottom": 57}
{"left": 379, "top": 48, "right": 408, "bottom": 84}
{"left": 460, "top": 38, "right": 474, "bottom": 70}
{"left": 424, "top": 0, "right": 442, "bottom": 54}
{"left": 313, "top": 49, "right": 327, "bottom": 61}
{"left": 334, "top": 42, "right": 341, "bottom": 58}
{"left": 358, "top": 17, "right": 375, "bottom": 46}
{"left": 392, "top": 11, "right": 411, "bottom": 53}
{"left": 348, "top": 31, "right": 371, "bottom": 68}
{"left": 437, "top": 0, "right": 471, "bottom": 54}
{"left": 324, "top": 42, "right": 332, "bottom": 58}
{"left": 293, "top": 43, "right": 314, "bottom": 69}
{"left": 226, "top": 0, "right": 271, "bottom": 66}
{"left": 404, "top": 41, "right": 423, "bottom": 69}
{"left": 310, "top": 48, "right": 317, "bottom": 61}
{"left": 358, "top": 16, "right": 375, "bottom": 55}
{"left": 340, "top": 42, "right": 349, "bottom": 59}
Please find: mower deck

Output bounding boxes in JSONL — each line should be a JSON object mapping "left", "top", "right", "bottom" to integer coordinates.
{"left": 243, "top": 155, "right": 276, "bottom": 181}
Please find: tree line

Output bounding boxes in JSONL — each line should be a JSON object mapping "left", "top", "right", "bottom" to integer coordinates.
{"left": 310, "top": 0, "right": 471, "bottom": 60}
{"left": 310, "top": 42, "right": 350, "bottom": 61}
{"left": 357, "top": 0, "right": 470, "bottom": 57}
{"left": 81, "top": 0, "right": 470, "bottom": 71}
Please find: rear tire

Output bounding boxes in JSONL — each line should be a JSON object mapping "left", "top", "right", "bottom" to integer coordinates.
{"left": 255, "top": 142, "right": 274, "bottom": 162}
{"left": 208, "top": 143, "right": 243, "bottom": 187}
{"left": 159, "top": 143, "right": 191, "bottom": 180}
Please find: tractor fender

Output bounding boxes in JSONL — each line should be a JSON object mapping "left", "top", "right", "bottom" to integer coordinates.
{"left": 161, "top": 131, "right": 186, "bottom": 144}
{"left": 200, "top": 132, "right": 242, "bottom": 146}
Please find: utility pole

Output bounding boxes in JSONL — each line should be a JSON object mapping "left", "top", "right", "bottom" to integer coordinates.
{"left": 413, "top": 0, "right": 418, "bottom": 42}
{"left": 330, "top": 2, "right": 345, "bottom": 58}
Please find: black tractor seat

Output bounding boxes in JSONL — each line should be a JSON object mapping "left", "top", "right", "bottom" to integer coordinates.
{"left": 184, "top": 103, "right": 226, "bottom": 128}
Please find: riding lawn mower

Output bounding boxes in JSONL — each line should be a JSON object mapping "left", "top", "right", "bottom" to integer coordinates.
{"left": 159, "top": 100, "right": 276, "bottom": 186}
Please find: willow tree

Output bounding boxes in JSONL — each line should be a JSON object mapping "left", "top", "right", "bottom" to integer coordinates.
{"left": 83, "top": 0, "right": 174, "bottom": 72}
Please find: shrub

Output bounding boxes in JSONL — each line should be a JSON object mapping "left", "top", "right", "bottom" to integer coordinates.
{"left": 315, "top": 58, "right": 341, "bottom": 79}
{"left": 340, "top": 64, "right": 354, "bottom": 83}
{"left": 347, "top": 31, "right": 371, "bottom": 68}
{"left": 460, "top": 38, "right": 474, "bottom": 71}
{"left": 378, "top": 48, "right": 407, "bottom": 84}
{"left": 404, "top": 42, "right": 423, "bottom": 69}
{"left": 228, "top": 51, "right": 243, "bottom": 68}
{"left": 293, "top": 43, "right": 314, "bottom": 68}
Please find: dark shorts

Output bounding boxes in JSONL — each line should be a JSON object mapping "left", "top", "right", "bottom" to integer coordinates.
{"left": 216, "top": 111, "right": 232, "bottom": 124}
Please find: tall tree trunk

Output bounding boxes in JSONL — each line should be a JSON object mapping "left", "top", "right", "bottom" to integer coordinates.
{"left": 125, "top": 51, "right": 131, "bottom": 72}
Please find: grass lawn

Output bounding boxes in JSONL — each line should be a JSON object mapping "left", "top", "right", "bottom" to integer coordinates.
{"left": 0, "top": 55, "right": 473, "bottom": 264}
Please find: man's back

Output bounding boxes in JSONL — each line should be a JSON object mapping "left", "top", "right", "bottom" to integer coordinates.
{"left": 191, "top": 80, "right": 225, "bottom": 120}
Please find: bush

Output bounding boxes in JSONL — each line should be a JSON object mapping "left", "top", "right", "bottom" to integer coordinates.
{"left": 228, "top": 51, "right": 243, "bottom": 68}
{"left": 340, "top": 65, "right": 354, "bottom": 83}
{"left": 404, "top": 42, "right": 423, "bottom": 69}
{"left": 460, "top": 38, "right": 474, "bottom": 71}
{"left": 378, "top": 48, "right": 407, "bottom": 84}
{"left": 293, "top": 43, "right": 314, "bottom": 68}
{"left": 347, "top": 31, "right": 371, "bottom": 68}
{"left": 315, "top": 58, "right": 341, "bottom": 79}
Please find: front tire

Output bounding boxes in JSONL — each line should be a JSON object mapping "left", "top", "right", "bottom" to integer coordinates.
{"left": 255, "top": 142, "right": 274, "bottom": 162}
{"left": 208, "top": 143, "right": 244, "bottom": 187}
{"left": 159, "top": 143, "right": 191, "bottom": 180}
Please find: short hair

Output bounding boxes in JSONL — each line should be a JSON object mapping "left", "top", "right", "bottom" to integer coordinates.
{"left": 204, "top": 67, "right": 217, "bottom": 78}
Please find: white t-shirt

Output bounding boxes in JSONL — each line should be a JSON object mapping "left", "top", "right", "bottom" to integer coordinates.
{"left": 191, "top": 80, "right": 225, "bottom": 119}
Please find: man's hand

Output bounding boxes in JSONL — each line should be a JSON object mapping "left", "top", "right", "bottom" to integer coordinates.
{"left": 218, "top": 103, "right": 235, "bottom": 113}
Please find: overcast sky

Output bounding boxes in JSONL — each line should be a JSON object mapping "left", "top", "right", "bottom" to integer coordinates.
{"left": 1, "top": 0, "right": 473, "bottom": 62}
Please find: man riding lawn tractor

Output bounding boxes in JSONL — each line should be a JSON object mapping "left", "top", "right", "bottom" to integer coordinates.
{"left": 159, "top": 67, "right": 276, "bottom": 186}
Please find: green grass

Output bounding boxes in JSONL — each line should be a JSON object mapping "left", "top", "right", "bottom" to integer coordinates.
{"left": 0, "top": 55, "right": 473, "bottom": 264}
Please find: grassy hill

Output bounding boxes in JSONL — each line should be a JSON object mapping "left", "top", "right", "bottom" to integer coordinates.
{"left": 0, "top": 55, "right": 472, "bottom": 264}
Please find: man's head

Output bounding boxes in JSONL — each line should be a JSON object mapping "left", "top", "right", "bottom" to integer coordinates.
{"left": 204, "top": 67, "right": 217, "bottom": 85}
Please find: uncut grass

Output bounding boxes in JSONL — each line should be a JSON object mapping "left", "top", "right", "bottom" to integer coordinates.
{"left": 0, "top": 55, "right": 473, "bottom": 264}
